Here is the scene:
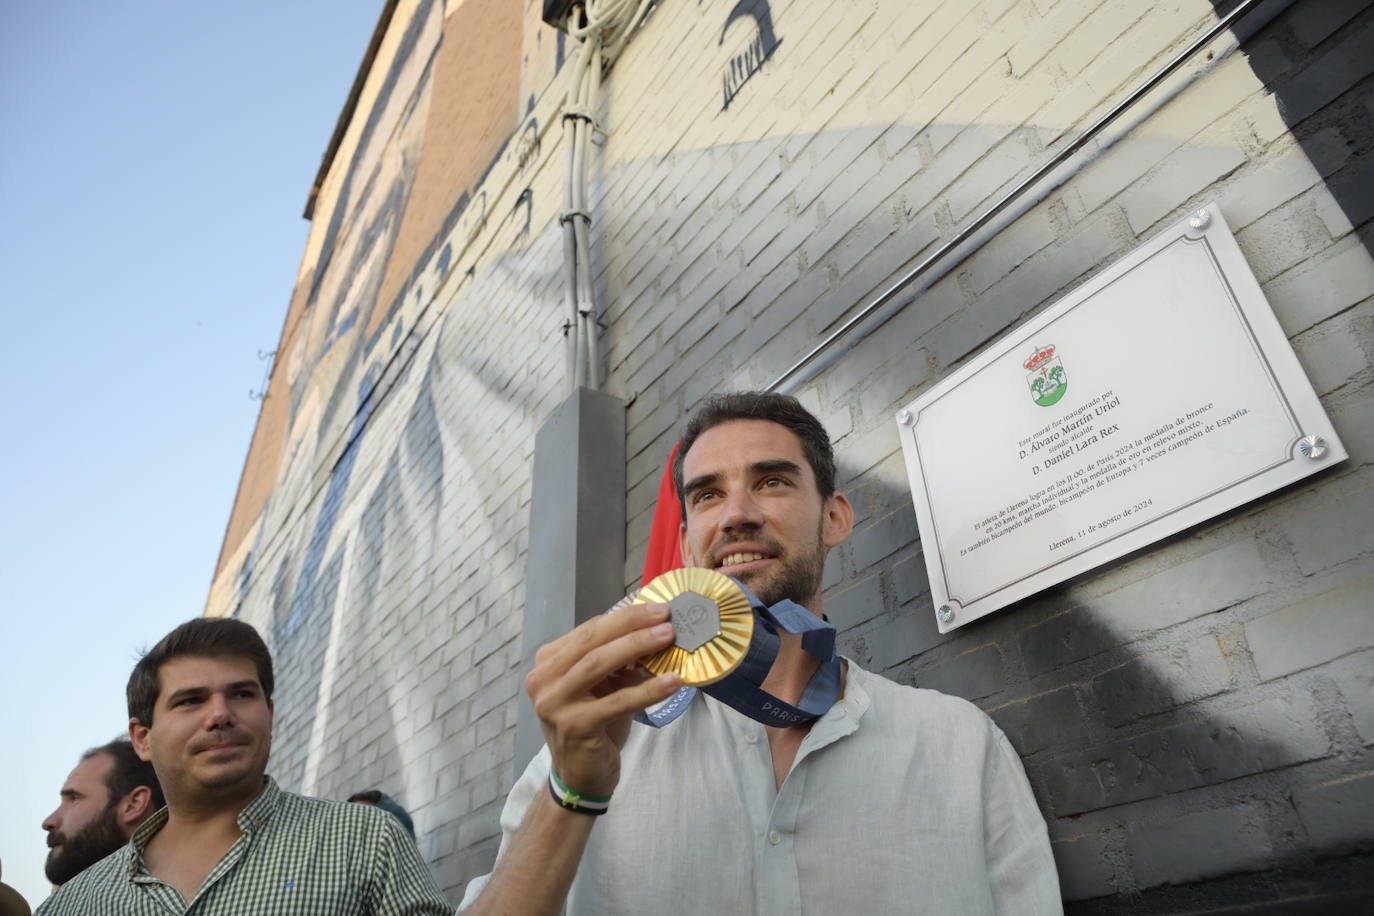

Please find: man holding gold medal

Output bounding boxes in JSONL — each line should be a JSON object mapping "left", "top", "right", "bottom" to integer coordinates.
{"left": 461, "top": 392, "right": 1061, "bottom": 913}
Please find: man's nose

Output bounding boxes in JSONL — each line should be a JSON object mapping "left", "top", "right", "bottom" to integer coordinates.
{"left": 41, "top": 810, "right": 59, "bottom": 832}
{"left": 203, "top": 692, "right": 234, "bottom": 727}
{"left": 719, "top": 488, "right": 763, "bottom": 531}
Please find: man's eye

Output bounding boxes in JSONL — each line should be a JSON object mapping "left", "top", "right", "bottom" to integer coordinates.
{"left": 694, "top": 491, "right": 717, "bottom": 504}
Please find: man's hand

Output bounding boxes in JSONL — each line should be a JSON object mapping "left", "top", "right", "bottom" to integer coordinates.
{"left": 461, "top": 604, "right": 683, "bottom": 914}
{"left": 526, "top": 601, "right": 683, "bottom": 798}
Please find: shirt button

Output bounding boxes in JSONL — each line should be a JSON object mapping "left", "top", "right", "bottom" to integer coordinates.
{"left": 744, "top": 732, "right": 759, "bottom": 745}
{"left": 768, "top": 829, "right": 782, "bottom": 845}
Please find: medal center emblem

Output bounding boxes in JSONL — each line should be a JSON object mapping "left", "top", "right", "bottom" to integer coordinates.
{"left": 638, "top": 568, "right": 753, "bottom": 686}
{"left": 668, "top": 591, "right": 722, "bottom": 652}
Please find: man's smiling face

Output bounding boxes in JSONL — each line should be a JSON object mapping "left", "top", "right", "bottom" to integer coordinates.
{"left": 678, "top": 419, "right": 852, "bottom": 610}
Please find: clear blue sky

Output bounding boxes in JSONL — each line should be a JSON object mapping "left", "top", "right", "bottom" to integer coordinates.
{"left": 0, "top": 2, "right": 386, "bottom": 906}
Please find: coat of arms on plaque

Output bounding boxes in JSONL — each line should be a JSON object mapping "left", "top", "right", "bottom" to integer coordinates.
{"left": 1024, "top": 344, "right": 1067, "bottom": 406}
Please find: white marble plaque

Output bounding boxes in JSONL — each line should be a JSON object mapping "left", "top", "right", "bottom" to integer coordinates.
{"left": 897, "top": 205, "right": 1346, "bottom": 632}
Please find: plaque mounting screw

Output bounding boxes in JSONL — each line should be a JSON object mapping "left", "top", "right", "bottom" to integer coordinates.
{"left": 1298, "top": 435, "right": 1327, "bottom": 459}
{"left": 937, "top": 604, "right": 955, "bottom": 624}
{"left": 897, "top": 409, "right": 913, "bottom": 425}
{"left": 1188, "top": 208, "right": 1211, "bottom": 230}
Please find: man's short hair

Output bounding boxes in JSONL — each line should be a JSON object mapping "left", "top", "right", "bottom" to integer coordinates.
{"left": 126, "top": 618, "right": 275, "bottom": 726}
{"left": 674, "top": 391, "right": 837, "bottom": 510}
{"left": 82, "top": 738, "right": 165, "bottom": 812}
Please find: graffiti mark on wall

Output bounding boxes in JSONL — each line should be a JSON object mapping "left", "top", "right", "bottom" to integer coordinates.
{"left": 513, "top": 188, "right": 534, "bottom": 241}
{"left": 717, "top": 0, "right": 781, "bottom": 110}
{"left": 516, "top": 118, "right": 541, "bottom": 172}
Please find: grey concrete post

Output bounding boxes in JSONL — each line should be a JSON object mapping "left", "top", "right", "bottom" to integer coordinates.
{"left": 515, "top": 387, "right": 628, "bottom": 775}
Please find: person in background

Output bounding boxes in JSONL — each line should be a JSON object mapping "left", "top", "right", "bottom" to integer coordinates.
{"left": 0, "top": 858, "right": 33, "bottom": 916}
{"left": 35, "top": 617, "right": 451, "bottom": 915}
{"left": 42, "top": 738, "right": 164, "bottom": 887}
{"left": 348, "top": 790, "right": 417, "bottom": 839}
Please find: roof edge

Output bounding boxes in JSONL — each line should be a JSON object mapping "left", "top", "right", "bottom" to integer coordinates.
{"left": 303, "top": 0, "right": 402, "bottom": 219}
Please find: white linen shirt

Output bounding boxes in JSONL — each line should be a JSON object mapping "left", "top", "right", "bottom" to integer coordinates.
{"left": 461, "top": 662, "right": 1061, "bottom": 914}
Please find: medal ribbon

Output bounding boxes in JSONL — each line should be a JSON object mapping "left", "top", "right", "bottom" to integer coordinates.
{"left": 635, "top": 581, "right": 841, "bottom": 728}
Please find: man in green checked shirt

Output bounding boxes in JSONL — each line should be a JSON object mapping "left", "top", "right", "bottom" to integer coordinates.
{"left": 36, "top": 618, "right": 452, "bottom": 915}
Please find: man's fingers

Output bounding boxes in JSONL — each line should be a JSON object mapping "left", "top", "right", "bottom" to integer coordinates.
{"left": 533, "top": 620, "right": 676, "bottom": 716}
{"left": 588, "top": 664, "right": 650, "bottom": 699}
{"left": 532, "top": 601, "right": 670, "bottom": 684}
{"left": 550, "top": 672, "right": 683, "bottom": 737}
{"left": 525, "top": 603, "right": 684, "bottom": 800}
{"left": 594, "top": 672, "right": 684, "bottom": 719}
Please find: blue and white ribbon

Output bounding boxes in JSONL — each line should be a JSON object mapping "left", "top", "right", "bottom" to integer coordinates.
{"left": 635, "top": 580, "right": 840, "bottom": 728}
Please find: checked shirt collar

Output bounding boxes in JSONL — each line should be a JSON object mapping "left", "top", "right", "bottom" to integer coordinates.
{"left": 126, "top": 776, "right": 279, "bottom": 906}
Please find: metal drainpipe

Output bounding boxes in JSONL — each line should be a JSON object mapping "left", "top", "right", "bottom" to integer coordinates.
{"left": 764, "top": 0, "right": 1285, "bottom": 394}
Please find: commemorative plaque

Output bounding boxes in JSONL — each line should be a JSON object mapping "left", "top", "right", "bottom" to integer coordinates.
{"left": 897, "top": 205, "right": 1346, "bottom": 632}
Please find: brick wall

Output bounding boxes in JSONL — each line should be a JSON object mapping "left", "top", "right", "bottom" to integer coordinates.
{"left": 212, "top": 0, "right": 1374, "bottom": 907}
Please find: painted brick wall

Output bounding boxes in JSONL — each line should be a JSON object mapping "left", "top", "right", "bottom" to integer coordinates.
{"left": 212, "top": 0, "right": 1374, "bottom": 908}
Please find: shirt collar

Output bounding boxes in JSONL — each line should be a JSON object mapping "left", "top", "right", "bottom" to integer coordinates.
{"left": 127, "top": 807, "right": 169, "bottom": 878}
{"left": 836, "top": 658, "right": 872, "bottom": 721}
{"left": 769, "top": 658, "right": 870, "bottom": 766}
{"left": 125, "top": 776, "right": 280, "bottom": 878}
{"left": 236, "top": 775, "right": 281, "bottom": 831}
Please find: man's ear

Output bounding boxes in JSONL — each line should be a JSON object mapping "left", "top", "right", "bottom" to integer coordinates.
{"left": 822, "top": 491, "right": 855, "bottom": 548}
{"left": 129, "top": 718, "right": 152, "bottom": 762}
{"left": 118, "top": 786, "right": 154, "bottom": 831}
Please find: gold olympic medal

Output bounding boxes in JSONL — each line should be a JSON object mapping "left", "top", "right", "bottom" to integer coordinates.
{"left": 636, "top": 567, "right": 754, "bottom": 686}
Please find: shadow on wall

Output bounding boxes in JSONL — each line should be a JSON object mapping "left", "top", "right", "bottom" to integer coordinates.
{"left": 247, "top": 279, "right": 552, "bottom": 892}
{"left": 829, "top": 470, "right": 1374, "bottom": 913}
{"left": 262, "top": 368, "right": 380, "bottom": 791}
{"left": 263, "top": 351, "right": 447, "bottom": 803}
{"left": 307, "top": 362, "right": 447, "bottom": 802}
{"left": 1207, "top": 0, "right": 1374, "bottom": 276}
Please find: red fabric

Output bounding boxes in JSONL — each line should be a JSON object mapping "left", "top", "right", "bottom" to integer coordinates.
{"left": 641, "top": 441, "right": 685, "bottom": 586}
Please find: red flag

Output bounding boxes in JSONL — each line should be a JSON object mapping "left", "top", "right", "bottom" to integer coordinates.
{"left": 641, "top": 441, "right": 685, "bottom": 585}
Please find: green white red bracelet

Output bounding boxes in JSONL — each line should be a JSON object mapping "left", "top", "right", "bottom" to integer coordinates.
{"left": 548, "top": 768, "right": 611, "bottom": 816}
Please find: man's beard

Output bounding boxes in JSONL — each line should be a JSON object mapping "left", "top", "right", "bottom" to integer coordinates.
{"left": 736, "top": 527, "right": 826, "bottom": 610}
{"left": 44, "top": 804, "right": 126, "bottom": 886}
